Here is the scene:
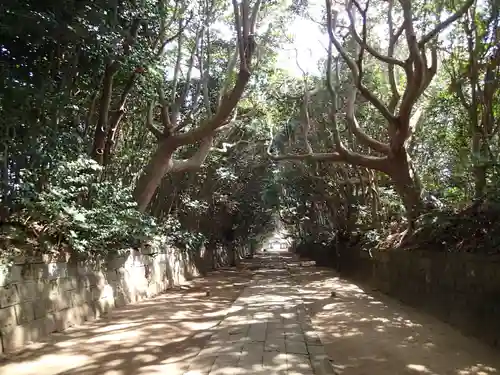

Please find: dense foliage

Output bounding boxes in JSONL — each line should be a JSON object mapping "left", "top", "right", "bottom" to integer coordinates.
{"left": 0, "top": 0, "right": 498, "bottom": 266}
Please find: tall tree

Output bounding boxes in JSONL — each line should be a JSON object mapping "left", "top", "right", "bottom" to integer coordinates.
{"left": 133, "top": 0, "right": 262, "bottom": 211}
{"left": 269, "top": 0, "right": 474, "bottom": 228}
{"left": 446, "top": 0, "right": 500, "bottom": 199}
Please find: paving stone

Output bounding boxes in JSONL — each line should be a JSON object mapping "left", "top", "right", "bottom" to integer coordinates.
{"left": 263, "top": 351, "right": 287, "bottom": 371}
{"left": 248, "top": 322, "right": 267, "bottom": 342}
{"left": 264, "top": 337, "right": 286, "bottom": 352}
{"left": 286, "top": 339, "right": 309, "bottom": 355}
{"left": 286, "top": 331, "right": 306, "bottom": 342}
{"left": 286, "top": 353, "right": 314, "bottom": 375}
{"left": 310, "top": 353, "right": 336, "bottom": 375}
{"left": 180, "top": 252, "right": 336, "bottom": 375}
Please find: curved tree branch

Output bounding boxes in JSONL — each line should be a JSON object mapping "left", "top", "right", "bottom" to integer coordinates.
{"left": 170, "top": 134, "right": 214, "bottom": 172}
{"left": 346, "top": 0, "right": 405, "bottom": 68}
{"left": 419, "top": 0, "right": 475, "bottom": 46}
{"left": 325, "top": 0, "right": 396, "bottom": 123}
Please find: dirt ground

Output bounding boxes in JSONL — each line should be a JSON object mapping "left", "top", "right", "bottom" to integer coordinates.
{"left": 0, "top": 267, "right": 253, "bottom": 375}
{"left": 288, "top": 261, "right": 500, "bottom": 375}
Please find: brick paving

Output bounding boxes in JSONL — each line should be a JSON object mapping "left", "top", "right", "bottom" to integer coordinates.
{"left": 183, "top": 252, "right": 335, "bottom": 375}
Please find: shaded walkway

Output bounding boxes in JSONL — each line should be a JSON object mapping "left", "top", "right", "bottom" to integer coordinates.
{"left": 183, "top": 251, "right": 334, "bottom": 375}
{"left": 288, "top": 261, "right": 500, "bottom": 375}
{"left": 1, "top": 250, "right": 500, "bottom": 375}
{"left": 0, "top": 268, "right": 253, "bottom": 375}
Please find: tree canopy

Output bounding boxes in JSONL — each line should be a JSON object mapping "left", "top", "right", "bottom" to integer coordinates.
{"left": 1, "top": 0, "right": 499, "bottom": 264}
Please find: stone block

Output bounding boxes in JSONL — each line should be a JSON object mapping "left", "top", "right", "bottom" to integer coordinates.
{"left": 114, "top": 290, "right": 127, "bottom": 308}
{"left": 0, "top": 285, "right": 19, "bottom": 308}
{"left": 285, "top": 340, "right": 308, "bottom": 355}
{"left": 43, "top": 278, "right": 60, "bottom": 295}
{"left": 79, "top": 303, "right": 93, "bottom": 322}
{"left": 78, "top": 275, "right": 93, "bottom": 289}
{"left": 0, "top": 306, "right": 17, "bottom": 329}
{"left": 33, "top": 298, "right": 52, "bottom": 319}
{"left": 46, "top": 263, "right": 69, "bottom": 280}
{"left": 52, "top": 291, "right": 71, "bottom": 311}
{"left": 44, "top": 312, "right": 57, "bottom": 334}
{"left": 16, "top": 282, "right": 37, "bottom": 301}
{"left": 31, "top": 263, "right": 50, "bottom": 279}
{"left": 0, "top": 265, "right": 23, "bottom": 285}
{"left": 95, "top": 297, "right": 114, "bottom": 319}
{"left": 58, "top": 277, "right": 77, "bottom": 291}
{"left": 76, "top": 263, "right": 95, "bottom": 276}
{"left": 53, "top": 308, "right": 79, "bottom": 332}
{"left": 34, "top": 280, "right": 50, "bottom": 296}
{"left": 107, "top": 255, "right": 127, "bottom": 270}
{"left": 15, "top": 301, "right": 35, "bottom": 324}
{"left": 90, "top": 286, "right": 102, "bottom": 301}
{"left": 1, "top": 317, "right": 48, "bottom": 352}
{"left": 107, "top": 270, "right": 119, "bottom": 282}
{"left": 68, "top": 290, "right": 85, "bottom": 307}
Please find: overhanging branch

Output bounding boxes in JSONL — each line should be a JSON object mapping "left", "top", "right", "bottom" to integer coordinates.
{"left": 419, "top": 0, "right": 475, "bottom": 46}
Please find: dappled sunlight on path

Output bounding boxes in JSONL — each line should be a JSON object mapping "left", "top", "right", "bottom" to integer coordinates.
{"left": 1, "top": 250, "right": 500, "bottom": 375}
{"left": 0, "top": 269, "right": 251, "bottom": 375}
{"left": 289, "top": 262, "right": 500, "bottom": 375}
{"left": 182, "top": 251, "right": 335, "bottom": 375}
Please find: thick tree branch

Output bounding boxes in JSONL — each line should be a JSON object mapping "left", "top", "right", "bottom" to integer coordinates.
{"left": 267, "top": 145, "right": 390, "bottom": 173}
{"left": 398, "top": 0, "right": 425, "bottom": 123}
{"left": 170, "top": 134, "right": 214, "bottom": 172}
{"left": 170, "top": 25, "right": 202, "bottom": 126}
{"left": 158, "top": 86, "right": 173, "bottom": 134}
{"left": 155, "top": 10, "right": 194, "bottom": 58}
{"left": 325, "top": 3, "right": 390, "bottom": 155}
{"left": 325, "top": 0, "right": 396, "bottom": 123}
{"left": 387, "top": 0, "right": 404, "bottom": 112}
{"left": 146, "top": 101, "right": 163, "bottom": 139}
{"left": 172, "top": 0, "right": 259, "bottom": 146}
{"left": 326, "top": 42, "right": 347, "bottom": 152}
{"left": 345, "top": 83, "right": 390, "bottom": 154}
{"left": 233, "top": 0, "right": 246, "bottom": 68}
{"left": 419, "top": 0, "right": 475, "bottom": 46}
{"left": 346, "top": 1, "right": 405, "bottom": 68}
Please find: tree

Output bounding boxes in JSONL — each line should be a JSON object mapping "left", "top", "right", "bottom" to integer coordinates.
{"left": 445, "top": 0, "right": 500, "bottom": 199}
{"left": 268, "top": 0, "right": 474, "bottom": 228}
{"left": 133, "top": 0, "right": 262, "bottom": 211}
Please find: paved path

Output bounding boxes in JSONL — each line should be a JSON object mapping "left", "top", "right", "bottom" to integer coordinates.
{"left": 183, "top": 252, "right": 334, "bottom": 375}
{"left": 1, "top": 250, "right": 500, "bottom": 375}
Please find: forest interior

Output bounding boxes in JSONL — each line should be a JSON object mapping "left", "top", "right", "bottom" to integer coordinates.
{"left": 1, "top": 0, "right": 500, "bottom": 359}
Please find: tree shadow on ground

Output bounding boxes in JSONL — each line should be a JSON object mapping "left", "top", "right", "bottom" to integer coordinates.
{"left": 288, "top": 260, "right": 500, "bottom": 375}
{"left": 0, "top": 268, "right": 252, "bottom": 375}
{"left": 0, "top": 251, "right": 326, "bottom": 375}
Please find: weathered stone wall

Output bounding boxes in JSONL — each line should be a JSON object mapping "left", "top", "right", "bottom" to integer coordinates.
{"left": 0, "top": 242, "right": 216, "bottom": 353}
{"left": 346, "top": 249, "right": 500, "bottom": 348}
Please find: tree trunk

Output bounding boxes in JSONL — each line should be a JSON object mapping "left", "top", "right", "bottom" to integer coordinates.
{"left": 473, "top": 165, "right": 487, "bottom": 200}
{"left": 387, "top": 149, "right": 424, "bottom": 227}
{"left": 204, "top": 240, "right": 216, "bottom": 271}
{"left": 472, "top": 132, "right": 487, "bottom": 199}
{"left": 133, "top": 140, "right": 176, "bottom": 212}
{"left": 91, "top": 62, "right": 119, "bottom": 164}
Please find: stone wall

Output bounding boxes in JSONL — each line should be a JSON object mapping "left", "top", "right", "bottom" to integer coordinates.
{"left": 346, "top": 249, "right": 500, "bottom": 348}
{"left": 0, "top": 242, "right": 218, "bottom": 353}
